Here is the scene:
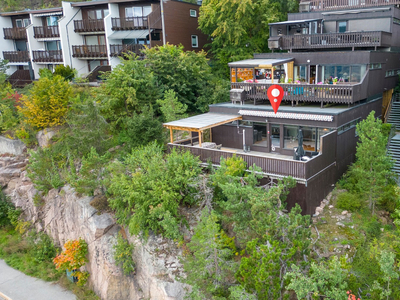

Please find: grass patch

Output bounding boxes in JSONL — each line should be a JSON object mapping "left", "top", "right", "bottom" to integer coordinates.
{"left": 58, "top": 275, "right": 100, "bottom": 300}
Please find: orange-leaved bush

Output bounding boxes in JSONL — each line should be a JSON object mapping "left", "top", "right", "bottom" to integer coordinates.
{"left": 53, "top": 238, "right": 89, "bottom": 285}
{"left": 18, "top": 75, "right": 73, "bottom": 129}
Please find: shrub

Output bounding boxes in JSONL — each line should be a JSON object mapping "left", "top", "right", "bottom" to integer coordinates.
{"left": 113, "top": 233, "right": 135, "bottom": 275}
{"left": 18, "top": 75, "right": 73, "bottom": 129}
{"left": 0, "top": 195, "right": 14, "bottom": 227}
{"left": 53, "top": 65, "right": 76, "bottom": 81}
{"left": 89, "top": 195, "right": 109, "bottom": 213}
{"left": 53, "top": 238, "right": 89, "bottom": 286}
{"left": 336, "top": 192, "right": 364, "bottom": 212}
{"left": 27, "top": 231, "right": 57, "bottom": 263}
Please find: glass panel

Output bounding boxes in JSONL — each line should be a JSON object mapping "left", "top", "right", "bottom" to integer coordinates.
{"left": 122, "top": 39, "right": 135, "bottom": 45}
{"left": 191, "top": 35, "right": 198, "bottom": 47}
{"left": 294, "top": 65, "right": 306, "bottom": 82}
{"left": 236, "top": 68, "right": 253, "bottom": 82}
{"left": 337, "top": 65, "right": 350, "bottom": 83}
{"left": 89, "top": 60, "right": 101, "bottom": 72}
{"left": 271, "top": 124, "right": 280, "bottom": 150}
{"left": 317, "top": 128, "right": 331, "bottom": 151}
{"left": 98, "top": 35, "right": 105, "bottom": 45}
{"left": 15, "top": 20, "right": 23, "bottom": 28}
{"left": 88, "top": 10, "right": 96, "bottom": 19}
{"left": 47, "top": 16, "right": 58, "bottom": 26}
{"left": 104, "top": 9, "right": 109, "bottom": 17}
{"left": 302, "top": 127, "right": 316, "bottom": 152}
{"left": 85, "top": 35, "right": 99, "bottom": 45}
{"left": 253, "top": 123, "right": 267, "bottom": 147}
{"left": 15, "top": 40, "right": 27, "bottom": 51}
{"left": 284, "top": 125, "right": 298, "bottom": 149}
{"left": 323, "top": 65, "right": 335, "bottom": 83}
{"left": 23, "top": 19, "right": 31, "bottom": 27}
{"left": 338, "top": 21, "right": 347, "bottom": 33}
{"left": 46, "top": 41, "right": 58, "bottom": 51}
{"left": 350, "top": 66, "right": 361, "bottom": 82}
{"left": 143, "top": 6, "right": 152, "bottom": 16}
{"left": 96, "top": 10, "right": 103, "bottom": 19}
{"left": 133, "top": 7, "right": 142, "bottom": 17}
{"left": 125, "top": 8, "right": 133, "bottom": 18}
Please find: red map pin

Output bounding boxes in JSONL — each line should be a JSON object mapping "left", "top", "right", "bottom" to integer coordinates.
{"left": 267, "top": 85, "right": 284, "bottom": 114}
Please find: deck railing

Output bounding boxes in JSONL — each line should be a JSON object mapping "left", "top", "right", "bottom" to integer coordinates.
{"left": 111, "top": 17, "right": 149, "bottom": 30}
{"left": 109, "top": 44, "right": 146, "bottom": 57}
{"left": 3, "top": 51, "right": 29, "bottom": 62}
{"left": 302, "top": 0, "right": 400, "bottom": 11}
{"left": 7, "top": 69, "right": 32, "bottom": 87}
{"left": 32, "top": 50, "right": 63, "bottom": 62}
{"left": 168, "top": 131, "right": 337, "bottom": 181}
{"left": 3, "top": 27, "right": 26, "bottom": 40}
{"left": 33, "top": 26, "right": 60, "bottom": 38}
{"left": 277, "top": 31, "right": 391, "bottom": 50}
{"left": 72, "top": 45, "right": 107, "bottom": 58}
{"left": 74, "top": 19, "right": 105, "bottom": 33}
{"left": 231, "top": 82, "right": 356, "bottom": 104}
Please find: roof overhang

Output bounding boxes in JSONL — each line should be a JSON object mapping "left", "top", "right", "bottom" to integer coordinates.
{"left": 268, "top": 18, "right": 322, "bottom": 26}
{"left": 163, "top": 113, "right": 242, "bottom": 132}
{"left": 108, "top": 29, "right": 149, "bottom": 40}
{"left": 239, "top": 110, "right": 334, "bottom": 122}
{"left": 32, "top": 11, "right": 63, "bottom": 17}
{"left": 228, "top": 58, "right": 294, "bottom": 69}
{"left": 322, "top": 6, "right": 391, "bottom": 15}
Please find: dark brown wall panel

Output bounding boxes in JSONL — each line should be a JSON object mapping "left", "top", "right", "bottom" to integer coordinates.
{"left": 164, "top": 1, "right": 208, "bottom": 51}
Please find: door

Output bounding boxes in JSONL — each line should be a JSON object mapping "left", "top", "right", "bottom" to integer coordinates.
{"left": 309, "top": 65, "right": 316, "bottom": 84}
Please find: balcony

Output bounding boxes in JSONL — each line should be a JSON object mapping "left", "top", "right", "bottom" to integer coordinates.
{"left": 111, "top": 17, "right": 149, "bottom": 31}
{"left": 231, "top": 81, "right": 368, "bottom": 105}
{"left": 74, "top": 19, "right": 105, "bottom": 33}
{"left": 7, "top": 70, "right": 32, "bottom": 87}
{"left": 3, "top": 28, "right": 26, "bottom": 40}
{"left": 302, "top": 0, "right": 400, "bottom": 11}
{"left": 33, "top": 26, "right": 60, "bottom": 39}
{"left": 270, "top": 31, "right": 392, "bottom": 51}
{"left": 72, "top": 45, "right": 107, "bottom": 58}
{"left": 168, "top": 130, "right": 337, "bottom": 181}
{"left": 32, "top": 50, "right": 63, "bottom": 63}
{"left": 3, "top": 51, "right": 30, "bottom": 63}
{"left": 109, "top": 44, "right": 145, "bottom": 57}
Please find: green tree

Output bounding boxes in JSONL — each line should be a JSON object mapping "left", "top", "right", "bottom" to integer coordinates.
{"left": 53, "top": 65, "right": 76, "bottom": 81}
{"left": 183, "top": 209, "right": 237, "bottom": 299}
{"left": 346, "top": 111, "right": 396, "bottom": 214}
{"left": 157, "top": 89, "right": 188, "bottom": 122}
{"left": 285, "top": 256, "right": 349, "bottom": 300}
{"left": 143, "top": 44, "right": 229, "bottom": 112}
{"left": 372, "top": 251, "right": 400, "bottom": 300}
{"left": 199, "top": 0, "right": 299, "bottom": 76}
{"left": 108, "top": 143, "right": 202, "bottom": 239}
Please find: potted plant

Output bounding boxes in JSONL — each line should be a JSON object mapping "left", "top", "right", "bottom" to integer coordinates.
{"left": 332, "top": 77, "right": 338, "bottom": 85}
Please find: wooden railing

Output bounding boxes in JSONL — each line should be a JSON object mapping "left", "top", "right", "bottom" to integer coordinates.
{"left": 3, "top": 27, "right": 26, "bottom": 40}
{"left": 231, "top": 82, "right": 355, "bottom": 104}
{"left": 74, "top": 19, "right": 105, "bottom": 33}
{"left": 7, "top": 69, "right": 32, "bottom": 87}
{"left": 148, "top": 6, "right": 162, "bottom": 30}
{"left": 3, "top": 51, "right": 29, "bottom": 62}
{"left": 86, "top": 65, "right": 111, "bottom": 82}
{"left": 111, "top": 17, "right": 148, "bottom": 30}
{"left": 302, "top": 0, "right": 400, "bottom": 11}
{"left": 32, "top": 50, "right": 63, "bottom": 62}
{"left": 72, "top": 45, "right": 107, "bottom": 58}
{"left": 109, "top": 44, "right": 146, "bottom": 57}
{"left": 33, "top": 26, "right": 60, "bottom": 38}
{"left": 276, "top": 31, "right": 391, "bottom": 50}
{"left": 168, "top": 131, "right": 337, "bottom": 181}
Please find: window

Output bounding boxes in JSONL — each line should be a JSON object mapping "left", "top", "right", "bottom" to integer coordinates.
{"left": 394, "top": 17, "right": 400, "bottom": 25}
{"left": 46, "top": 16, "right": 59, "bottom": 26}
{"left": 15, "top": 19, "right": 23, "bottom": 28}
{"left": 271, "top": 124, "right": 280, "bottom": 150}
{"left": 191, "top": 35, "right": 198, "bottom": 48}
{"left": 253, "top": 123, "right": 267, "bottom": 147}
{"left": 321, "top": 65, "right": 367, "bottom": 83}
{"left": 15, "top": 40, "right": 27, "bottom": 51}
{"left": 88, "top": 9, "right": 108, "bottom": 20}
{"left": 85, "top": 35, "right": 105, "bottom": 45}
{"left": 370, "top": 63, "right": 382, "bottom": 70}
{"left": 338, "top": 21, "right": 347, "bottom": 33}
{"left": 190, "top": 9, "right": 197, "bottom": 17}
{"left": 23, "top": 19, "right": 30, "bottom": 27}
{"left": 151, "top": 32, "right": 161, "bottom": 41}
{"left": 46, "top": 41, "right": 61, "bottom": 51}
{"left": 284, "top": 125, "right": 298, "bottom": 149}
{"left": 125, "top": 6, "right": 151, "bottom": 18}
{"left": 88, "top": 60, "right": 108, "bottom": 72}
{"left": 386, "top": 70, "right": 396, "bottom": 77}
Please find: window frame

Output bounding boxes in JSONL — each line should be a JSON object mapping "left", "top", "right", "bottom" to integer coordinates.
{"left": 191, "top": 35, "right": 198, "bottom": 48}
{"left": 190, "top": 9, "right": 197, "bottom": 17}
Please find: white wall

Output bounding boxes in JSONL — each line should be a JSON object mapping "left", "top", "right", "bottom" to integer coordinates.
{"left": 0, "top": 16, "right": 19, "bottom": 75}
{"left": 105, "top": 3, "right": 122, "bottom": 70}
{"left": 60, "top": 1, "right": 88, "bottom": 76}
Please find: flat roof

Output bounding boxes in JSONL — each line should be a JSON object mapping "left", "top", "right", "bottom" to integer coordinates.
{"left": 228, "top": 58, "right": 294, "bottom": 68}
{"left": 268, "top": 18, "right": 322, "bottom": 26}
{"left": 0, "top": 7, "right": 62, "bottom": 16}
{"left": 163, "top": 113, "right": 242, "bottom": 131}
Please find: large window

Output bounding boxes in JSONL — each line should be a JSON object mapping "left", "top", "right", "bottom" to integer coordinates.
{"left": 46, "top": 16, "right": 59, "bottom": 26}
{"left": 191, "top": 35, "right": 198, "bottom": 48}
{"left": 125, "top": 6, "right": 151, "bottom": 18}
{"left": 88, "top": 9, "right": 109, "bottom": 20}
{"left": 15, "top": 18, "right": 30, "bottom": 28}
{"left": 338, "top": 21, "right": 347, "bottom": 33}
{"left": 284, "top": 125, "right": 299, "bottom": 149}
{"left": 284, "top": 126, "right": 332, "bottom": 151}
{"left": 294, "top": 65, "right": 307, "bottom": 82}
{"left": 46, "top": 41, "right": 61, "bottom": 51}
{"left": 271, "top": 124, "right": 280, "bottom": 150}
{"left": 322, "top": 65, "right": 367, "bottom": 83}
{"left": 253, "top": 123, "right": 267, "bottom": 147}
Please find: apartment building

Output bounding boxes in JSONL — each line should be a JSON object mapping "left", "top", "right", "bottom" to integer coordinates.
{"left": 164, "top": 0, "right": 400, "bottom": 215}
{"left": 0, "top": 0, "right": 207, "bottom": 82}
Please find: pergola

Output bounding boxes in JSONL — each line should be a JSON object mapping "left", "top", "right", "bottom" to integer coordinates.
{"left": 163, "top": 113, "right": 242, "bottom": 147}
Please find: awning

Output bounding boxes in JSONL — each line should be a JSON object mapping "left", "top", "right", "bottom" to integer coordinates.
{"left": 108, "top": 30, "right": 149, "bottom": 40}
{"left": 228, "top": 58, "right": 294, "bottom": 68}
{"left": 163, "top": 113, "right": 242, "bottom": 131}
{"left": 33, "top": 11, "right": 63, "bottom": 17}
{"left": 268, "top": 18, "right": 322, "bottom": 26}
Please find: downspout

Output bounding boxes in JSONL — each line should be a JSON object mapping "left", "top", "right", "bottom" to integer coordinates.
{"left": 160, "top": 0, "right": 166, "bottom": 45}
{"left": 65, "top": 8, "right": 81, "bottom": 69}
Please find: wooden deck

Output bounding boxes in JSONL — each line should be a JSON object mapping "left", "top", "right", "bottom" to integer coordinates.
{"left": 169, "top": 130, "right": 337, "bottom": 181}
{"left": 302, "top": 0, "right": 400, "bottom": 11}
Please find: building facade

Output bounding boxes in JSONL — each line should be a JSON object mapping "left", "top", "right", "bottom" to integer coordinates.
{"left": 0, "top": 0, "right": 207, "bottom": 81}
{"left": 164, "top": 1, "right": 400, "bottom": 215}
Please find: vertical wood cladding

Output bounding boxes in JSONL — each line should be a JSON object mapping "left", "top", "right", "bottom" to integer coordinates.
{"left": 163, "top": 1, "right": 208, "bottom": 51}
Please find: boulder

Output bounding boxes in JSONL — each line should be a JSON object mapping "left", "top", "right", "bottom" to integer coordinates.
{"left": 36, "top": 129, "right": 56, "bottom": 148}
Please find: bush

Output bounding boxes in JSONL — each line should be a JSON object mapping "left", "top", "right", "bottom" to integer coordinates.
{"left": 27, "top": 231, "right": 57, "bottom": 263}
{"left": 113, "top": 233, "right": 135, "bottom": 275}
{"left": 53, "top": 65, "right": 76, "bottom": 81}
{"left": 0, "top": 196, "right": 14, "bottom": 227}
{"left": 336, "top": 192, "right": 364, "bottom": 212}
{"left": 18, "top": 75, "right": 73, "bottom": 129}
{"left": 89, "top": 195, "right": 109, "bottom": 213}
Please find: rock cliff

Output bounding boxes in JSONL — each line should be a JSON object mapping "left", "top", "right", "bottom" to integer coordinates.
{"left": 0, "top": 154, "right": 187, "bottom": 300}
